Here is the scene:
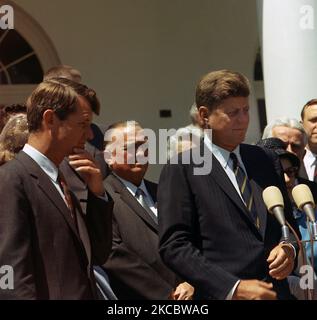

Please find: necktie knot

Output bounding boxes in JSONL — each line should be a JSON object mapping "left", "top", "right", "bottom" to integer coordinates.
{"left": 230, "top": 152, "right": 239, "bottom": 171}
{"left": 135, "top": 187, "right": 145, "bottom": 198}
{"left": 57, "top": 171, "right": 67, "bottom": 190}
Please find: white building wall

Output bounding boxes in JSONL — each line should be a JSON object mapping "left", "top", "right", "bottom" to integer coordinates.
{"left": 12, "top": 0, "right": 260, "bottom": 181}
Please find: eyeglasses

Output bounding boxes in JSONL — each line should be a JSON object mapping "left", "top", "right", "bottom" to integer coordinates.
{"left": 283, "top": 166, "right": 299, "bottom": 177}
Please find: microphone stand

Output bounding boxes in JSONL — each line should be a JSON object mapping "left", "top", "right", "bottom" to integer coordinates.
{"left": 286, "top": 221, "right": 311, "bottom": 300}
{"left": 306, "top": 217, "right": 316, "bottom": 300}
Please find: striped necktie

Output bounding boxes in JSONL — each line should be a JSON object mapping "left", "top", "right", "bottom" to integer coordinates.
{"left": 230, "top": 152, "right": 259, "bottom": 228}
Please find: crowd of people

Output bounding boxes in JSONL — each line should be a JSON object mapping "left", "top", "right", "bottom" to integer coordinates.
{"left": 0, "top": 66, "right": 316, "bottom": 300}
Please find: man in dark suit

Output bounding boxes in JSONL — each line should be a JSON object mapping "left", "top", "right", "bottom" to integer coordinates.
{"left": 0, "top": 78, "right": 112, "bottom": 299}
{"left": 44, "top": 65, "right": 108, "bottom": 212}
{"left": 102, "top": 121, "right": 194, "bottom": 300}
{"left": 158, "top": 70, "right": 300, "bottom": 300}
{"left": 45, "top": 65, "right": 112, "bottom": 299}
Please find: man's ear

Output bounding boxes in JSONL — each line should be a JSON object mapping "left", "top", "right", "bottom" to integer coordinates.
{"left": 42, "top": 109, "right": 55, "bottom": 128}
{"left": 198, "top": 106, "right": 209, "bottom": 127}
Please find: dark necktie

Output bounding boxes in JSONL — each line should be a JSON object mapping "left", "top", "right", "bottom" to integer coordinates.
{"left": 57, "top": 171, "right": 75, "bottom": 220}
{"left": 230, "top": 152, "right": 259, "bottom": 228}
{"left": 135, "top": 187, "right": 158, "bottom": 224}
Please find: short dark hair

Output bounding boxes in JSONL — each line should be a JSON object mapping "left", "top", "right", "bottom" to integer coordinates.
{"left": 301, "top": 99, "right": 317, "bottom": 120}
{"left": 195, "top": 69, "right": 250, "bottom": 111}
{"left": 27, "top": 77, "right": 100, "bottom": 133}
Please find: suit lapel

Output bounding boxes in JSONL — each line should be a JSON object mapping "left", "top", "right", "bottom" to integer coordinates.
{"left": 106, "top": 174, "right": 158, "bottom": 231}
{"left": 17, "top": 152, "right": 82, "bottom": 242}
{"left": 207, "top": 147, "right": 263, "bottom": 237}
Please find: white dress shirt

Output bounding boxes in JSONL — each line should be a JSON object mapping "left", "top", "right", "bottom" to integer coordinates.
{"left": 303, "top": 148, "right": 317, "bottom": 181}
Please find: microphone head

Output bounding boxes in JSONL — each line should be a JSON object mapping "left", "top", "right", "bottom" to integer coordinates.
{"left": 292, "top": 184, "right": 315, "bottom": 209}
{"left": 262, "top": 186, "right": 284, "bottom": 213}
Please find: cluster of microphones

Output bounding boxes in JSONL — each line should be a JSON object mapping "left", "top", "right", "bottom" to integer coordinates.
{"left": 263, "top": 184, "right": 317, "bottom": 242}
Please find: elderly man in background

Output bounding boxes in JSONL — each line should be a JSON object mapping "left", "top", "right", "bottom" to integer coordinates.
{"left": 262, "top": 118, "right": 308, "bottom": 179}
{"left": 103, "top": 120, "right": 194, "bottom": 300}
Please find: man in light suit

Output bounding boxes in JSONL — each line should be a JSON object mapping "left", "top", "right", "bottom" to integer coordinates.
{"left": 102, "top": 121, "right": 194, "bottom": 300}
{"left": 0, "top": 78, "right": 112, "bottom": 299}
{"left": 158, "top": 70, "right": 300, "bottom": 300}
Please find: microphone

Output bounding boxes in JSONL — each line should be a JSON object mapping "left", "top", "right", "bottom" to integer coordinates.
{"left": 292, "top": 184, "right": 317, "bottom": 240}
{"left": 262, "top": 186, "right": 290, "bottom": 241}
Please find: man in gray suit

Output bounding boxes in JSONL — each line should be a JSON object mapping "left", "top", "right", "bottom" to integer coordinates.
{"left": 102, "top": 120, "right": 194, "bottom": 300}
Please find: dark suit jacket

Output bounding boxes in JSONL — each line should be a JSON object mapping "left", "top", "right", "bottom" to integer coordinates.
{"left": 0, "top": 151, "right": 113, "bottom": 299}
{"left": 158, "top": 143, "right": 300, "bottom": 300}
{"left": 103, "top": 173, "right": 179, "bottom": 300}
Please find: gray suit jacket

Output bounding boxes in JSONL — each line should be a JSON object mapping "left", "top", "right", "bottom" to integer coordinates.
{"left": 103, "top": 173, "right": 180, "bottom": 300}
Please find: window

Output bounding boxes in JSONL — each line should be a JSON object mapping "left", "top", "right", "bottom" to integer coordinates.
{"left": 0, "top": 1, "right": 60, "bottom": 105}
{"left": 0, "top": 29, "right": 43, "bottom": 84}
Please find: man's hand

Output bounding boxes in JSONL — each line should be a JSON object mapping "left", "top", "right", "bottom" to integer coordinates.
{"left": 68, "top": 148, "right": 105, "bottom": 196}
{"left": 171, "top": 282, "right": 194, "bottom": 300}
{"left": 267, "top": 243, "right": 295, "bottom": 280}
{"left": 232, "top": 280, "right": 277, "bottom": 300}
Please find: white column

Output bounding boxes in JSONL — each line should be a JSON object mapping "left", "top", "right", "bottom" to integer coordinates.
{"left": 260, "top": 0, "right": 317, "bottom": 122}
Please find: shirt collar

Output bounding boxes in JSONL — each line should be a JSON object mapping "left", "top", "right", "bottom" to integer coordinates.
{"left": 23, "top": 144, "right": 59, "bottom": 182}
{"left": 204, "top": 133, "right": 241, "bottom": 169}
{"left": 114, "top": 173, "right": 146, "bottom": 196}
